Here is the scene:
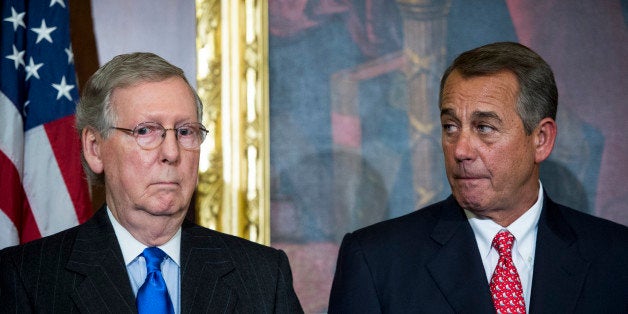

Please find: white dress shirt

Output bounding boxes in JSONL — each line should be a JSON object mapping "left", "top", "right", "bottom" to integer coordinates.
{"left": 107, "top": 208, "right": 181, "bottom": 314}
{"left": 465, "top": 183, "right": 544, "bottom": 312}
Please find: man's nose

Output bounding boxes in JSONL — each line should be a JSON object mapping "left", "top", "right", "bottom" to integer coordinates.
{"left": 453, "top": 130, "right": 475, "bottom": 162}
{"left": 159, "top": 129, "right": 181, "bottom": 163}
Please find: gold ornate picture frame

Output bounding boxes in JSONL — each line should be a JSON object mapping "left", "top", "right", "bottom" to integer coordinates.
{"left": 195, "top": 0, "right": 269, "bottom": 245}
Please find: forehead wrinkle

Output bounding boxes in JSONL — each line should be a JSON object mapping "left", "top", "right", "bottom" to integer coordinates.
{"left": 481, "top": 76, "right": 518, "bottom": 106}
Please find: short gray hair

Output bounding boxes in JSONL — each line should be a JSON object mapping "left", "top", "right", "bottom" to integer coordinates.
{"left": 76, "top": 52, "right": 203, "bottom": 185}
{"left": 439, "top": 42, "right": 557, "bottom": 135}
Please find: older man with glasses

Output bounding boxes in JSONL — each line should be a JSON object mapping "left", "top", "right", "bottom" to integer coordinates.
{"left": 0, "top": 52, "right": 303, "bottom": 314}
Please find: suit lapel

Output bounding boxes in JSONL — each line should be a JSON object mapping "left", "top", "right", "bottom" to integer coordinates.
{"left": 426, "top": 198, "right": 495, "bottom": 313}
{"left": 529, "top": 197, "right": 590, "bottom": 312}
{"left": 180, "top": 221, "right": 237, "bottom": 313}
{"left": 66, "top": 207, "right": 137, "bottom": 313}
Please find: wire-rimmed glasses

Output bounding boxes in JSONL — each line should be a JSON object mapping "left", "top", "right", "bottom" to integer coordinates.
{"left": 110, "top": 122, "right": 208, "bottom": 150}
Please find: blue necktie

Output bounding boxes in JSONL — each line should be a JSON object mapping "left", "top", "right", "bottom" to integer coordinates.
{"left": 136, "top": 247, "right": 175, "bottom": 314}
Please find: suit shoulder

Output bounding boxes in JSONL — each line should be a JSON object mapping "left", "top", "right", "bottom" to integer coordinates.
{"left": 181, "top": 222, "right": 302, "bottom": 312}
{"left": 0, "top": 225, "right": 81, "bottom": 292}
{"left": 0, "top": 224, "right": 80, "bottom": 263}
{"left": 555, "top": 203, "right": 628, "bottom": 236}
{"left": 550, "top": 203, "right": 628, "bottom": 255}
{"left": 347, "top": 198, "right": 451, "bottom": 243}
{"left": 183, "top": 221, "right": 286, "bottom": 259}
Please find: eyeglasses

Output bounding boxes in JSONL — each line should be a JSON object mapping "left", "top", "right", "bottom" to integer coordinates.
{"left": 110, "top": 122, "right": 208, "bottom": 150}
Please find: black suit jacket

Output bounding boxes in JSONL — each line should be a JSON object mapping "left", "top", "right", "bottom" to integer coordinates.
{"left": 0, "top": 207, "right": 303, "bottom": 313}
{"left": 328, "top": 195, "right": 628, "bottom": 313}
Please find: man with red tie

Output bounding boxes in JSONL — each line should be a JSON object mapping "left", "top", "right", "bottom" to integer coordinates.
{"left": 328, "top": 42, "right": 628, "bottom": 313}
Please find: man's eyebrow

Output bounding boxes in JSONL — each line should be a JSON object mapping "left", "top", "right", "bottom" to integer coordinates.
{"left": 440, "top": 108, "right": 455, "bottom": 117}
{"left": 472, "top": 111, "right": 501, "bottom": 122}
{"left": 440, "top": 109, "right": 503, "bottom": 124}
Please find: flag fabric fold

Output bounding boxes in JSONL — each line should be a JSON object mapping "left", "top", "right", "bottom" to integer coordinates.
{"left": 1, "top": 0, "right": 91, "bottom": 249}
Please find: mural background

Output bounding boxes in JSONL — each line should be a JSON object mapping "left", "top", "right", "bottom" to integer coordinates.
{"left": 267, "top": 0, "right": 627, "bottom": 312}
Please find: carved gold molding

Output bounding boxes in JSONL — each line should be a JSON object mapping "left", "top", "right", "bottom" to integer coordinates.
{"left": 195, "top": 0, "right": 269, "bottom": 245}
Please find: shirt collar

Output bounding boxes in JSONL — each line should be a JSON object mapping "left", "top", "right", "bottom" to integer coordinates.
{"left": 107, "top": 207, "right": 181, "bottom": 266}
{"left": 464, "top": 182, "right": 544, "bottom": 259}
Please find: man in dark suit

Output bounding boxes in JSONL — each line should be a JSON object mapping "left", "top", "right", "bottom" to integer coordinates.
{"left": 328, "top": 42, "right": 628, "bottom": 313}
{"left": 0, "top": 52, "right": 303, "bottom": 313}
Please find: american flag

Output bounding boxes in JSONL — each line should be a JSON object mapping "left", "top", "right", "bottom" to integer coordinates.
{"left": 1, "top": 0, "right": 91, "bottom": 249}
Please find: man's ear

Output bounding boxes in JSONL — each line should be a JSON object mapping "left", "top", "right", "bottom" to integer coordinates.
{"left": 82, "top": 127, "right": 104, "bottom": 175}
{"left": 534, "top": 117, "right": 557, "bottom": 163}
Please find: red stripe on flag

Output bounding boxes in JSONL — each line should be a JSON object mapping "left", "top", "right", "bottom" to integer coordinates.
{"left": 0, "top": 150, "right": 23, "bottom": 229}
{"left": 44, "top": 115, "right": 93, "bottom": 224}
{"left": 19, "top": 204, "right": 42, "bottom": 244}
{"left": 0, "top": 150, "right": 42, "bottom": 242}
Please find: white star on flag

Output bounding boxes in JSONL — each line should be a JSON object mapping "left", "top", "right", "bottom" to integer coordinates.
{"left": 52, "top": 76, "right": 75, "bottom": 101}
{"left": 6, "top": 44, "right": 25, "bottom": 69}
{"left": 4, "top": 7, "right": 26, "bottom": 31}
{"left": 50, "top": 0, "right": 67, "bottom": 8}
{"left": 31, "top": 19, "right": 57, "bottom": 44}
{"left": 25, "top": 57, "right": 44, "bottom": 81}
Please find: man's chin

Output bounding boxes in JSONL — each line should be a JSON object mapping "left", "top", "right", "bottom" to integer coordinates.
{"left": 453, "top": 192, "right": 487, "bottom": 212}
{"left": 142, "top": 198, "right": 186, "bottom": 217}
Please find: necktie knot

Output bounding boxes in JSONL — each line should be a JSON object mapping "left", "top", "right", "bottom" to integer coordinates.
{"left": 492, "top": 230, "right": 515, "bottom": 256}
{"left": 143, "top": 247, "right": 167, "bottom": 272}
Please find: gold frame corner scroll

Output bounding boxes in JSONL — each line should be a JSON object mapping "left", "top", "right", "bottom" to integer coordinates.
{"left": 195, "top": 0, "right": 270, "bottom": 246}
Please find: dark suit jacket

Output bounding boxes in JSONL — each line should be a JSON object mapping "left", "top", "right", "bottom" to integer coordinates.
{"left": 328, "top": 195, "right": 628, "bottom": 313}
{"left": 0, "top": 207, "right": 303, "bottom": 313}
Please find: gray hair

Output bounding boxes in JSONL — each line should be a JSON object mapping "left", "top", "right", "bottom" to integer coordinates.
{"left": 439, "top": 42, "right": 557, "bottom": 134}
{"left": 76, "top": 52, "right": 203, "bottom": 185}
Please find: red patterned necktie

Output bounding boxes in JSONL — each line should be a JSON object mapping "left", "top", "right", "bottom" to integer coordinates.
{"left": 490, "top": 230, "right": 526, "bottom": 313}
